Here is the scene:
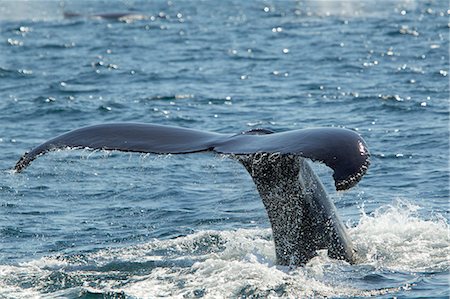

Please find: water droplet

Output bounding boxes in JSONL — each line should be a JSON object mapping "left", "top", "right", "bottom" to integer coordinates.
{"left": 19, "top": 26, "right": 30, "bottom": 33}
{"left": 282, "top": 48, "right": 289, "bottom": 54}
{"left": 7, "top": 38, "right": 23, "bottom": 46}
{"left": 272, "top": 27, "right": 282, "bottom": 33}
{"left": 394, "top": 95, "right": 403, "bottom": 101}
{"left": 45, "top": 97, "right": 56, "bottom": 103}
{"left": 18, "top": 69, "right": 32, "bottom": 75}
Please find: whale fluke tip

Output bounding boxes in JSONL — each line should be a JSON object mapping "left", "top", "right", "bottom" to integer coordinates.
{"left": 14, "top": 151, "right": 30, "bottom": 173}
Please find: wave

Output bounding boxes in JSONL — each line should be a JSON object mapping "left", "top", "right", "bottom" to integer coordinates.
{"left": 351, "top": 200, "right": 449, "bottom": 272}
{"left": 0, "top": 200, "right": 448, "bottom": 298}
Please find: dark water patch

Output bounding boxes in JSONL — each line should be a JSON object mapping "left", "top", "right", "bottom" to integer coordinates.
{"left": 87, "top": 259, "right": 195, "bottom": 274}
{"left": 98, "top": 102, "right": 127, "bottom": 113}
{"left": 351, "top": 269, "right": 419, "bottom": 293}
{"left": 0, "top": 202, "right": 17, "bottom": 209}
{"left": 0, "top": 185, "right": 17, "bottom": 194}
{"left": 193, "top": 217, "right": 232, "bottom": 227}
{"left": 0, "top": 66, "right": 34, "bottom": 78}
{"left": 38, "top": 271, "right": 84, "bottom": 293}
{"left": 408, "top": 272, "right": 450, "bottom": 298}
{"left": 59, "top": 19, "right": 88, "bottom": 28}
{"left": 141, "top": 94, "right": 194, "bottom": 102}
{"left": 238, "top": 284, "right": 287, "bottom": 298}
{"left": 76, "top": 289, "right": 127, "bottom": 299}
{"left": 0, "top": 226, "right": 27, "bottom": 237}
{"left": 23, "top": 106, "right": 86, "bottom": 119}
{"left": 0, "top": 66, "right": 16, "bottom": 77}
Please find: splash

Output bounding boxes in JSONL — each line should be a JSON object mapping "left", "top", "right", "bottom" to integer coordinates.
{"left": 304, "top": 0, "right": 366, "bottom": 17}
{"left": 294, "top": 0, "right": 419, "bottom": 18}
{"left": 351, "top": 199, "right": 450, "bottom": 272}
{"left": 0, "top": 201, "right": 448, "bottom": 298}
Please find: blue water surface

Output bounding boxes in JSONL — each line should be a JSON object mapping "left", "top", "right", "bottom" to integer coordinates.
{"left": 0, "top": 1, "right": 448, "bottom": 298}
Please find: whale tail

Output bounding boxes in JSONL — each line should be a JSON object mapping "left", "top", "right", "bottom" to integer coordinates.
{"left": 13, "top": 123, "right": 370, "bottom": 265}
{"left": 238, "top": 153, "right": 355, "bottom": 264}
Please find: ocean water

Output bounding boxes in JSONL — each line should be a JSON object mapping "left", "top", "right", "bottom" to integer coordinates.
{"left": 0, "top": 0, "right": 449, "bottom": 298}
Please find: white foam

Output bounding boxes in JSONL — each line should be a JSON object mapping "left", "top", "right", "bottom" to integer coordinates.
{"left": 0, "top": 264, "right": 46, "bottom": 299}
{"left": 350, "top": 199, "right": 450, "bottom": 272}
{"left": 0, "top": 200, "right": 448, "bottom": 298}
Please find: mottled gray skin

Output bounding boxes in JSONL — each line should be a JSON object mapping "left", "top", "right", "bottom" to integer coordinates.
{"left": 238, "top": 154, "right": 354, "bottom": 265}
{"left": 14, "top": 123, "right": 369, "bottom": 266}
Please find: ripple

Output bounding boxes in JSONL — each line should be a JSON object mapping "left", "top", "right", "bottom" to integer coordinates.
{"left": 0, "top": 67, "right": 33, "bottom": 78}
{"left": 50, "top": 81, "right": 101, "bottom": 94}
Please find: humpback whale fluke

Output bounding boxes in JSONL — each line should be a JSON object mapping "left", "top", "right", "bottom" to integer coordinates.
{"left": 14, "top": 123, "right": 370, "bottom": 265}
